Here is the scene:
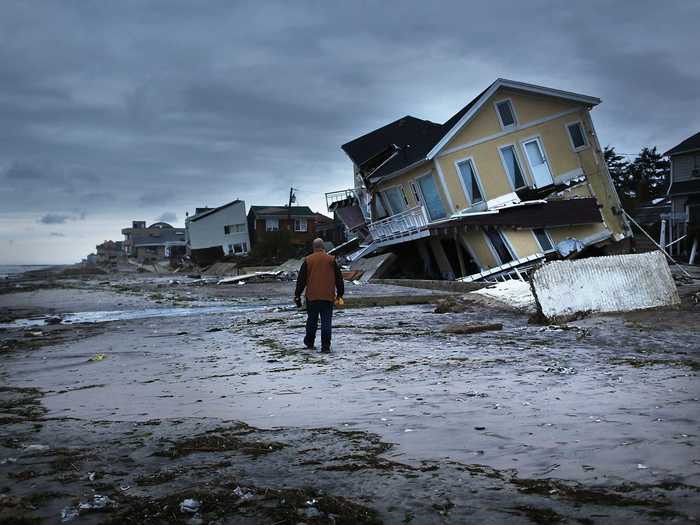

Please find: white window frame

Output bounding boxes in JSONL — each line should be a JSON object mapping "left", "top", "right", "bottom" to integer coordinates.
{"left": 265, "top": 218, "right": 279, "bottom": 232}
{"left": 294, "top": 218, "right": 308, "bottom": 232}
{"left": 519, "top": 134, "right": 554, "bottom": 187}
{"left": 531, "top": 228, "right": 555, "bottom": 253}
{"left": 454, "top": 155, "right": 487, "bottom": 209}
{"left": 498, "top": 143, "right": 528, "bottom": 190}
{"left": 232, "top": 241, "right": 248, "bottom": 254}
{"left": 414, "top": 170, "right": 447, "bottom": 221}
{"left": 565, "top": 120, "right": 589, "bottom": 152}
{"left": 493, "top": 98, "right": 518, "bottom": 131}
{"left": 382, "top": 184, "right": 409, "bottom": 215}
{"left": 482, "top": 229, "right": 517, "bottom": 266}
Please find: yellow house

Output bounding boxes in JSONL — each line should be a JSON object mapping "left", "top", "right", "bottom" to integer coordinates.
{"left": 328, "top": 79, "right": 631, "bottom": 280}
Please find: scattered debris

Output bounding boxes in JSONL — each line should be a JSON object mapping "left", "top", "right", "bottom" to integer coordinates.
{"left": 443, "top": 323, "right": 503, "bottom": 334}
{"left": 88, "top": 353, "right": 107, "bottom": 362}
{"left": 471, "top": 279, "right": 536, "bottom": 312}
{"left": 545, "top": 366, "right": 577, "bottom": 375}
{"left": 180, "top": 498, "right": 202, "bottom": 514}
{"left": 217, "top": 271, "right": 283, "bottom": 285}
{"left": 434, "top": 296, "right": 470, "bottom": 314}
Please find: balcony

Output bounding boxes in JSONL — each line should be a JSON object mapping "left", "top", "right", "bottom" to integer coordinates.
{"left": 368, "top": 205, "right": 430, "bottom": 243}
{"left": 326, "top": 189, "right": 359, "bottom": 212}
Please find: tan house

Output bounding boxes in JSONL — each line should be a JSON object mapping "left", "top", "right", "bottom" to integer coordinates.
{"left": 328, "top": 78, "right": 631, "bottom": 280}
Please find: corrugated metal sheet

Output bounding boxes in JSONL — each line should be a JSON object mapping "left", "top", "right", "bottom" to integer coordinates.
{"left": 531, "top": 252, "right": 680, "bottom": 321}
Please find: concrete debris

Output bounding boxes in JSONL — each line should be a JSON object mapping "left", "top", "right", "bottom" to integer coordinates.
{"left": 443, "top": 322, "right": 503, "bottom": 334}
{"left": 471, "top": 280, "right": 535, "bottom": 312}
{"left": 78, "top": 494, "right": 113, "bottom": 511}
{"left": 531, "top": 252, "right": 681, "bottom": 322}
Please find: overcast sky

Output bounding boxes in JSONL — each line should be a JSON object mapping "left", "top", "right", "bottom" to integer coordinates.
{"left": 1, "top": 1, "right": 699, "bottom": 264}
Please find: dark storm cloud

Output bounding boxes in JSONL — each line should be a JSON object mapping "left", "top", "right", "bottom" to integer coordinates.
{"left": 39, "top": 213, "right": 71, "bottom": 225}
{"left": 156, "top": 212, "right": 178, "bottom": 223}
{"left": 1, "top": 0, "right": 699, "bottom": 262}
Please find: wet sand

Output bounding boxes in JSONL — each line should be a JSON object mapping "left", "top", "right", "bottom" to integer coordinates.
{"left": 1, "top": 271, "right": 699, "bottom": 523}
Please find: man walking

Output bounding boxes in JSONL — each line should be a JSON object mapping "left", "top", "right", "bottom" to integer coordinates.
{"left": 294, "top": 238, "right": 344, "bottom": 353}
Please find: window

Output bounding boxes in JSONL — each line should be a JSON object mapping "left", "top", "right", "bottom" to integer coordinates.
{"left": 229, "top": 242, "right": 248, "bottom": 254}
{"left": 567, "top": 122, "right": 588, "bottom": 150}
{"left": 265, "top": 218, "right": 279, "bottom": 231}
{"left": 384, "top": 186, "right": 407, "bottom": 214}
{"left": 522, "top": 138, "right": 554, "bottom": 188}
{"left": 410, "top": 181, "right": 421, "bottom": 203}
{"left": 495, "top": 99, "right": 517, "bottom": 129}
{"left": 294, "top": 218, "right": 308, "bottom": 232}
{"left": 416, "top": 173, "right": 446, "bottom": 220}
{"left": 485, "top": 229, "right": 514, "bottom": 264}
{"left": 499, "top": 145, "right": 526, "bottom": 189}
{"left": 533, "top": 229, "right": 553, "bottom": 252}
{"left": 456, "top": 158, "right": 484, "bottom": 206}
{"left": 223, "top": 224, "right": 245, "bottom": 235}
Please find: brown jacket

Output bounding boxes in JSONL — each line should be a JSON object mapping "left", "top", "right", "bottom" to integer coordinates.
{"left": 295, "top": 251, "right": 344, "bottom": 302}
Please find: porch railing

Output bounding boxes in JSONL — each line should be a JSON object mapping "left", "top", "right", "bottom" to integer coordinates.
{"left": 367, "top": 205, "right": 430, "bottom": 242}
{"left": 326, "top": 189, "right": 358, "bottom": 211}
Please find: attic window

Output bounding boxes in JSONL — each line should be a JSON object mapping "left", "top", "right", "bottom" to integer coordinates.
{"left": 495, "top": 99, "right": 517, "bottom": 129}
{"left": 567, "top": 121, "right": 588, "bottom": 151}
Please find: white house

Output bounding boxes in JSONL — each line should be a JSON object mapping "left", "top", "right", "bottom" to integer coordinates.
{"left": 185, "top": 199, "right": 251, "bottom": 264}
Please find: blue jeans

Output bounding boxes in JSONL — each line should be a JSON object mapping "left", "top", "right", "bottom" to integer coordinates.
{"left": 304, "top": 300, "right": 333, "bottom": 350}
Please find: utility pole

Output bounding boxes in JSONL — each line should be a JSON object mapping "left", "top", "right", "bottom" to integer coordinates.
{"left": 287, "top": 187, "right": 297, "bottom": 231}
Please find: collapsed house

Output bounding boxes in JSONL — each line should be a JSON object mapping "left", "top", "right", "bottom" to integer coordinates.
{"left": 185, "top": 200, "right": 251, "bottom": 266}
{"left": 328, "top": 78, "right": 632, "bottom": 281}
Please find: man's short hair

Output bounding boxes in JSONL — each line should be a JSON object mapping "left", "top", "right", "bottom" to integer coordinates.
{"left": 312, "top": 238, "right": 325, "bottom": 251}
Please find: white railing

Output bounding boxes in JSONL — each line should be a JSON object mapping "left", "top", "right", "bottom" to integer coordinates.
{"left": 458, "top": 253, "right": 545, "bottom": 283}
{"left": 326, "top": 189, "right": 358, "bottom": 211}
{"left": 367, "top": 206, "right": 430, "bottom": 242}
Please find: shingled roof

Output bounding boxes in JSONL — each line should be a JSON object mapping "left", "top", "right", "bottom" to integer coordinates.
{"left": 665, "top": 131, "right": 700, "bottom": 156}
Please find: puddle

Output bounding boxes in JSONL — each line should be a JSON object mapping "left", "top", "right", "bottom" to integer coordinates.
{"left": 0, "top": 303, "right": 288, "bottom": 329}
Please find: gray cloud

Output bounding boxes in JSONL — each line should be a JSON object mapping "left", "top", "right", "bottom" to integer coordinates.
{"left": 156, "top": 212, "right": 178, "bottom": 223}
{"left": 39, "top": 213, "right": 71, "bottom": 225}
{"left": 0, "top": 1, "right": 699, "bottom": 263}
{"left": 50, "top": 232, "right": 66, "bottom": 237}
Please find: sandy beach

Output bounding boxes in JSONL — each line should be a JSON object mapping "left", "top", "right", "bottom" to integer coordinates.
{"left": 1, "top": 269, "right": 699, "bottom": 523}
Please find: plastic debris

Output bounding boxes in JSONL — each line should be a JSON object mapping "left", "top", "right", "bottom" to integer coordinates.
{"left": 61, "top": 506, "right": 79, "bottom": 523}
{"left": 88, "top": 353, "right": 107, "bottom": 362}
{"left": 88, "top": 472, "right": 96, "bottom": 482}
{"left": 180, "top": 499, "right": 201, "bottom": 514}
{"left": 24, "top": 444, "right": 49, "bottom": 451}
{"left": 78, "top": 494, "right": 112, "bottom": 511}
{"left": 233, "top": 486, "right": 255, "bottom": 501}
{"left": 545, "top": 366, "right": 577, "bottom": 375}
{"left": 637, "top": 463, "right": 649, "bottom": 470}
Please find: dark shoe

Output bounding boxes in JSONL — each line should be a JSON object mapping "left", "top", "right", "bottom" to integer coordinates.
{"left": 305, "top": 344, "right": 316, "bottom": 350}
{"left": 320, "top": 347, "right": 331, "bottom": 353}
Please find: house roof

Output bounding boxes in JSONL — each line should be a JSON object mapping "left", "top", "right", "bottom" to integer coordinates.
{"left": 189, "top": 199, "right": 243, "bottom": 222}
{"left": 132, "top": 228, "right": 186, "bottom": 247}
{"left": 248, "top": 206, "right": 315, "bottom": 217}
{"left": 341, "top": 78, "right": 601, "bottom": 183}
{"left": 664, "top": 131, "right": 700, "bottom": 156}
